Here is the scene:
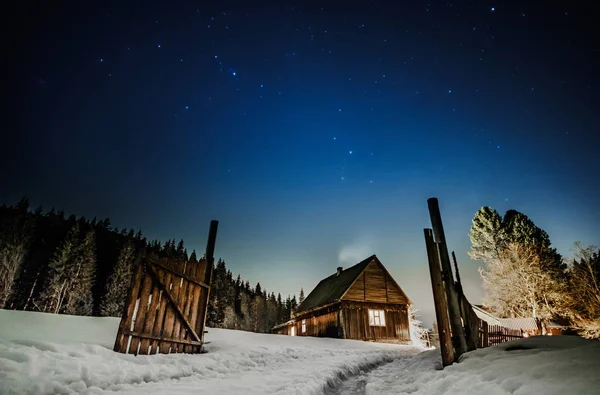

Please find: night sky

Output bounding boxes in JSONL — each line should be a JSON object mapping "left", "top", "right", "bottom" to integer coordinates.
{"left": 7, "top": 1, "right": 599, "bottom": 325}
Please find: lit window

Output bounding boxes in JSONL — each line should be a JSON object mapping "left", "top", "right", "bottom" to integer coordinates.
{"left": 368, "top": 310, "right": 386, "bottom": 326}
{"left": 302, "top": 319, "right": 306, "bottom": 333}
{"left": 291, "top": 326, "right": 295, "bottom": 336}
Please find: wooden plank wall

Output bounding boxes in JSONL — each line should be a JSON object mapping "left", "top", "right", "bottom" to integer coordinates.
{"left": 293, "top": 303, "right": 342, "bottom": 338}
{"left": 342, "top": 301, "right": 410, "bottom": 341}
{"left": 343, "top": 261, "right": 409, "bottom": 305}
{"left": 114, "top": 256, "right": 210, "bottom": 355}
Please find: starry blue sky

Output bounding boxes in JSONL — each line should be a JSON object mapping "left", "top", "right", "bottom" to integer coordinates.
{"left": 7, "top": 1, "right": 599, "bottom": 325}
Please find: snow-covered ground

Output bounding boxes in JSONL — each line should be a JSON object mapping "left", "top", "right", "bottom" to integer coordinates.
{"left": 0, "top": 309, "right": 421, "bottom": 395}
{"left": 363, "top": 335, "right": 600, "bottom": 395}
{"left": 1, "top": 309, "right": 599, "bottom": 395}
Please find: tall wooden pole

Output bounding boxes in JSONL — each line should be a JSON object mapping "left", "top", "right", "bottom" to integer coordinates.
{"left": 200, "top": 220, "right": 219, "bottom": 344}
{"left": 427, "top": 198, "right": 468, "bottom": 358}
{"left": 424, "top": 229, "right": 454, "bottom": 366}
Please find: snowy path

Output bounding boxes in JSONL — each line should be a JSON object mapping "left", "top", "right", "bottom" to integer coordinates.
{"left": 0, "top": 310, "right": 424, "bottom": 395}
{"left": 331, "top": 336, "right": 600, "bottom": 395}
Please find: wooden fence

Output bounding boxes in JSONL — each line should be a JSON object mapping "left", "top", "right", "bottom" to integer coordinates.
{"left": 113, "top": 220, "right": 218, "bottom": 355}
{"left": 478, "top": 321, "right": 524, "bottom": 347}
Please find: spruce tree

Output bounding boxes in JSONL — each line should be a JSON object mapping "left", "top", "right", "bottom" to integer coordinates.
{"left": 38, "top": 223, "right": 81, "bottom": 313}
{"left": 189, "top": 249, "right": 198, "bottom": 263}
{"left": 299, "top": 288, "right": 305, "bottom": 304}
{"left": 468, "top": 206, "right": 504, "bottom": 262}
{"left": 100, "top": 240, "right": 136, "bottom": 317}
{"left": 64, "top": 229, "right": 97, "bottom": 316}
{"left": 0, "top": 199, "right": 35, "bottom": 308}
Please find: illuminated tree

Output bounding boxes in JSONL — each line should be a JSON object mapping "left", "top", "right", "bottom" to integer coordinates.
{"left": 565, "top": 243, "right": 600, "bottom": 339}
{"left": 100, "top": 240, "right": 136, "bottom": 317}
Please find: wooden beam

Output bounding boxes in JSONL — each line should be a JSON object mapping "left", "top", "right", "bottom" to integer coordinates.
{"left": 147, "top": 257, "right": 210, "bottom": 289}
{"left": 427, "top": 198, "right": 468, "bottom": 360}
{"left": 424, "top": 229, "right": 454, "bottom": 367}
{"left": 123, "top": 330, "right": 203, "bottom": 348}
{"left": 200, "top": 220, "right": 219, "bottom": 344}
{"left": 146, "top": 263, "right": 202, "bottom": 343}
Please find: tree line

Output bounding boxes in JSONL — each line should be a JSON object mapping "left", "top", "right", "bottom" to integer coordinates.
{"left": 0, "top": 198, "right": 301, "bottom": 333}
{"left": 469, "top": 207, "right": 600, "bottom": 339}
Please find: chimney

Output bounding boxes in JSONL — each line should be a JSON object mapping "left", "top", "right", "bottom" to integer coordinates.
{"left": 337, "top": 266, "right": 343, "bottom": 276}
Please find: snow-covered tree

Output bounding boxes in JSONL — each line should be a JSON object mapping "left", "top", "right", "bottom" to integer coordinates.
{"left": 468, "top": 206, "right": 504, "bottom": 262}
{"left": 38, "top": 223, "right": 81, "bottom": 313}
{"left": 0, "top": 199, "right": 34, "bottom": 308}
{"left": 480, "top": 242, "right": 566, "bottom": 332}
{"left": 100, "top": 240, "right": 136, "bottom": 317}
{"left": 565, "top": 243, "right": 600, "bottom": 339}
{"left": 38, "top": 225, "right": 97, "bottom": 315}
{"left": 299, "top": 288, "right": 305, "bottom": 304}
{"left": 64, "top": 229, "right": 96, "bottom": 315}
{"left": 408, "top": 305, "right": 429, "bottom": 348}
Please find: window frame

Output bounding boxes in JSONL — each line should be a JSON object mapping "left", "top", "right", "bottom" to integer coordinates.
{"left": 368, "top": 309, "right": 386, "bottom": 327}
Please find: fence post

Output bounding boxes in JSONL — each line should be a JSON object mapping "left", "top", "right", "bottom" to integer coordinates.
{"left": 424, "top": 229, "right": 454, "bottom": 367}
{"left": 200, "top": 220, "right": 219, "bottom": 345}
{"left": 427, "top": 198, "right": 468, "bottom": 360}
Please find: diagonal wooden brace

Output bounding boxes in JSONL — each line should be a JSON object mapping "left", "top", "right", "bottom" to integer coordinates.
{"left": 146, "top": 262, "right": 202, "bottom": 343}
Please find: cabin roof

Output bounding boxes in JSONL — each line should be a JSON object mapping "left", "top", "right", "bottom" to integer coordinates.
{"left": 295, "top": 255, "right": 376, "bottom": 313}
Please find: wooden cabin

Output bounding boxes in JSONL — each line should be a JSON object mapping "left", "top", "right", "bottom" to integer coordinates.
{"left": 272, "top": 255, "right": 411, "bottom": 342}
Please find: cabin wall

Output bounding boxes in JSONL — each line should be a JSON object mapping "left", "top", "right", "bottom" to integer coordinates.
{"left": 341, "top": 301, "right": 409, "bottom": 341}
{"left": 343, "top": 261, "right": 409, "bottom": 305}
{"left": 292, "top": 303, "right": 343, "bottom": 338}
{"left": 292, "top": 311, "right": 340, "bottom": 338}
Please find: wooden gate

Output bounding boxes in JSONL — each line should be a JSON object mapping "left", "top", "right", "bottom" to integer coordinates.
{"left": 113, "top": 220, "right": 218, "bottom": 355}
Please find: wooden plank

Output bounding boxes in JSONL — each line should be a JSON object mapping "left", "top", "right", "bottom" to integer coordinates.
{"left": 123, "top": 330, "right": 203, "bottom": 347}
{"left": 424, "top": 228, "right": 455, "bottom": 367}
{"left": 188, "top": 261, "right": 204, "bottom": 353}
{"left": 181, "top": 262, "right": 199, "bottom": 353}
{"left": 171, "top": 262, "right": 190, "bottom": 352}
{"left": 194, "top": 259, "right": 208, "bottom": 353}
{"left": 147, "top": 262, "right": 202, "bottom": 344}
{"left": 159, "top": 260, "right": 183, "bottom": 354}
{"left": 427, "top": 198, "right": 468, "bottom": 360}
{"left": 129, "top": 265, "right": 154, "bottom": 355}
{"left": 114, "top": 254, "right": 144, "bottom": 353}
{"left": 150, "top": 264, "right": 172, "bottom": 354}
{"left": 139, "top": 266, "right": 163, "bottom": 355}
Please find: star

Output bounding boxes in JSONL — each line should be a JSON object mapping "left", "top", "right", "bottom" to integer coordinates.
{"left": 491, "top": 7, "right": 495, "bottom": 12}
{"left": 349, "top": 150, "right": 353, "bottom": 154}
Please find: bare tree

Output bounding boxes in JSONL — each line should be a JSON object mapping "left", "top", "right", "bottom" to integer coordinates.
{"left": 480, "top": 242, "right": 566, "bottom": 333}
{"left": 565, "top": 243, "right": 600, "bottom": 339}
{"left": 100, "top": 241, "right": 136, "bottom": 317}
